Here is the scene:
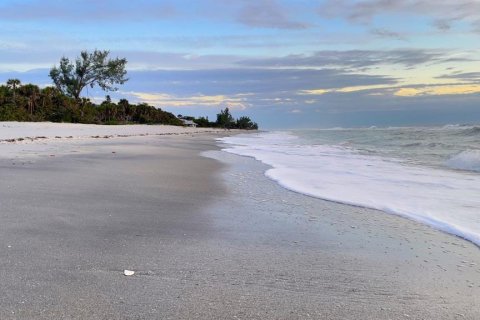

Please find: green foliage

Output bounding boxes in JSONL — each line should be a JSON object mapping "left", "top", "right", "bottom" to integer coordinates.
{"left": 0, "top": 104, "right": 29, "bottom": 121}
{"left": 216, "top": 107, "right": 234, "bottom": 128}
{"left": 0, "top": 82, "right": 183, "bottom": 126}
{"left": 193, "top": 116, "right": 212, "bottom": 127}
{"left": 6, "top": 79, "right": 21, "bottom": 106}
{"left": 181, "top": 108, "right": 259, "bottom": 130}
{"left": 49, "top": 50, "right": 128, "bottom": 99}
{"left": 236, "top": 116, "right": 258, "bottom": 130}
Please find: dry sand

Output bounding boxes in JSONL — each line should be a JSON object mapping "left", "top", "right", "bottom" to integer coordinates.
{"left": 0, "top": 129, "right": 479, "bottom": 319}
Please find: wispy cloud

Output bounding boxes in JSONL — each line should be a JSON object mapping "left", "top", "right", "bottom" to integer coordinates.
{"left": 0, "top": 0, "right": 175, "bottom": 22}
{"left": 370, "top": 28, "right": 407, "bottom": 41}
{"left": 236, "top": 0, "right": 307, "bottom": 29}
{"left": 237, "top": 49, "right": 453, "bottom": 69}
{"left": 299, "top": 84, "right": 394, "bottom": 95}
{"left": 300, "top": 81, "right": 480, "bottom": 98}
{"left": 436, "top": 71, "right": 480, "bottom": 82}
{"left": 319, "top": 0, "right": 480, "bottom": 32}
{"left": 4, "top": 47, "right": 463, "bottom": 72}
{"left": 432, "top": 19, "right": 452, "bottom": 31}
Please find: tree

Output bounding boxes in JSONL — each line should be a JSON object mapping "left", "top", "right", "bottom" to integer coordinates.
{"left": 193, "top": 116, "right": 212, "bottom": 127}
{"left": 49, "top": 50, "right": 128, "bottom": 100}
{"left": 118, "top": 98, "right": 130, "bottom": 123}
{"left": 0, "top": 85, "right": 8, "bottom": 105}
{"left": 6, "top": 79, "right": 21, "bottom": 106}
{"left": 20, "top": 84, "right": 40, "bottom": 115}
{"left": 216, "top": 107, "right": 234, "bottom": 128}
{"left": 236, "top": 116, "right": 258, "bottom": 130}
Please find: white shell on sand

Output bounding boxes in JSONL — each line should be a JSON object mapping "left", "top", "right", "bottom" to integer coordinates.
{"left": 124, "top": 270, "right": 135, "bottom": 276}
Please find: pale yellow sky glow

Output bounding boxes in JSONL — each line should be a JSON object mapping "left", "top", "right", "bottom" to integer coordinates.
{"left": 126, "top": 91, "right": 249, "bottom": 110}
{"left": 300, "top": 82, "right": 480, "bottom": 98}
{"left": 394, "top": 84, "right": 480, "bottom": 97}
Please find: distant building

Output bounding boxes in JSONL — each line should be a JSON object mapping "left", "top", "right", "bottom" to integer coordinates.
{"left": 180, "top": 119, "right": 197, "bottom": 127}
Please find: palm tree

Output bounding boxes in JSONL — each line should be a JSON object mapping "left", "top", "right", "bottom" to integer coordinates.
{"left": 21, "top": 84, "right": 40, "bottom": 115}
{"left": 41, "top": 86, "right": 58, "bottom": 108}
{"left": 0, "top": 86, "right": 8, "bottom": 105}
{"left": 118, "top": 98, "right": 129, "bottom": 123}
{"left": 6, "top": 79, "right": 21, "bottom": 106}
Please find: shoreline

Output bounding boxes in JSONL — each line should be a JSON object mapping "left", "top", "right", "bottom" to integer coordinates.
{"left": 219, "top": 130, "right": 480, "bottom": 249}
{"left": 206, "top": 149, "right": 480, "bottom": 319}
{"left": 0, "top": 130, "right": 479, "bottom": 319}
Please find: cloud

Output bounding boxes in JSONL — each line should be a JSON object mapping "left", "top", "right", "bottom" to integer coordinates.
{"left": 436, "top": 72, "right": 480, "bottom": 82}
{"left": 0, "top": 49, "right": 243, "bottom": 72}
{"left": 299, "top": 84, "right": 394, "bottom": 95}
{"left": 4, "top": 47, "right": 463, "bottom": 73}
{"left": 236, "top": 0, "right": 307, "bottom": 29}
{"left": 300, "top": 81, "right": 480, "bottom": 98}
{"left": 319, "top": 0, "right": 480, "bottom": 32}
{"left": 113, "top": 68, "right": 403, "bottom": 119}
{"left": 237, "top": 49, "right": 451, "bottom": 69}
{"left": 99, "top": 67, "right": 398, "bottom": 117}
{"left": 433, "top": 19, "right": 452, "bottom": 31}
{"left": 112, "top": 34, "right": 317, "bottom": 50}
{"left": 289, "top": 109, "right": 303, "bottom": 113}
{"left": 0, "top": 0, "right": 306, "bottom": 30}
{"left": 370, "top": 28, "right": 407, "bottom": 41}
{"left": 0, "top": 0, "right": 175, "bottom": 22}
{"left": 121, "top": 68, "right": 396, "bottom": 97}
{"left": 393, "top": 88, "right": 421, "bottom": 97}
{"left": 116, "top": 51, "right": 241, "bottom": 70}
{"left": 300, "top": 89, "right": 330, "bottom": 95}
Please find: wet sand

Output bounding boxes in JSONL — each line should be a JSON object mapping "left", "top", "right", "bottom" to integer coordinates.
{"left": 0, "top": 134, "right": 479, "bottom": 319}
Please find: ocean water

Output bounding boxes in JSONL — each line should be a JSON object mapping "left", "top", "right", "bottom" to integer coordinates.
{"left": 219, "top": 125, "right": 480, "bottom": 246}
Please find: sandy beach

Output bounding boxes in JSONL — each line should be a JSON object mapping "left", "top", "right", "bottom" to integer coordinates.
{"left": 0, "top": 123, "right": 479, "bottom": 319}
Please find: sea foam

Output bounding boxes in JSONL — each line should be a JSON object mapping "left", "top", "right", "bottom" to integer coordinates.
{"left": 446, "top": 150, "right": 480, "bottom": 172}
{"left": 219, "top": 131, "right": 480, "bottom": 246}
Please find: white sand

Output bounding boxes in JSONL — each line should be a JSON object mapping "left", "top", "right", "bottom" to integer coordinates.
{"left": 0, "top": 121, "right": 224, "bottom": 141}
{"left": 0, "top": 121, "right": 228, "bottom": 159}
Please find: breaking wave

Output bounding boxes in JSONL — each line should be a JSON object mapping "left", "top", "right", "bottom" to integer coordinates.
{"left": 446, "top": 150, "right": 480, "bottom": 172}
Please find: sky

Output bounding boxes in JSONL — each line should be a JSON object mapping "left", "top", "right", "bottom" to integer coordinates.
{"left": 0, "top": 0, "right": 479, "bottom": 128}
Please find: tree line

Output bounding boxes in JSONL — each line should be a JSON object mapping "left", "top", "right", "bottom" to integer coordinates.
{"left": 179, "top": 107, "right": 258, "bottom": 130}
{"left": 0, "top": 82, "right": 182, "bottom": 125}
{"left": 0, "top": 50, "right": 258, "bottom": 129}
